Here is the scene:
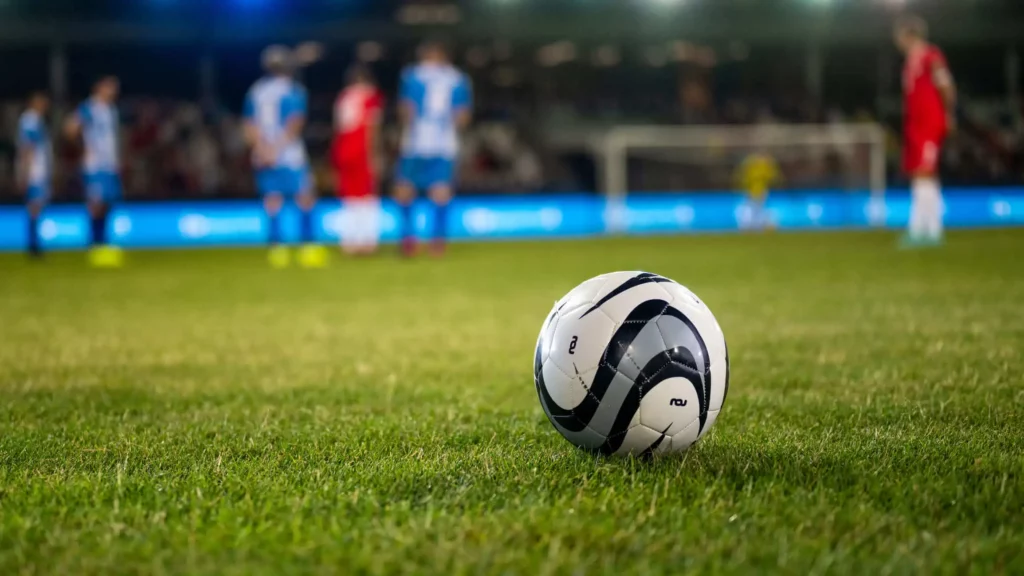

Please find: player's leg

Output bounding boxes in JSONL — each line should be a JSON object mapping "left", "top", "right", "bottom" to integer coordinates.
{"left": 260, "top": 169, "right": 290, "bottom": 267}
{"left": 293, "top": 168, "right": 328, "bottom": 268}
{"left": 393, "top": 157, "right": 419, "bottom": 257}
{"left": 296, "top": 183, "right": 316, "bottom": 246}
{"left": 747, "top": 191, "right": 767, "bottom": 231}
{"left": 258, "top": 169, "right": 285, "bottom": 246}
{"left": 361, "top": 194, "right": 381, "bottom": 255}
{"left": 903, "top": 138, "right": 942, "bottom": 247}
{"left": 425, "top": 158, "right": 456, "bottom": 256}
{"left": 85, "top": 174, "right": 125, "bottom": 267}
{"left": 349, "top": 196, "right": 381, "bottom": 256}
{"left": 25, "top": 186, "right": 47, "bottom": 258}
{"left": 918, "top": 141, "right": 944, "bottom": 242}
{"left": 85, "top": 174, "right": 107, "bottom": 248}
{"left": 339, "top": 163, "right": 377, "bottom": 255}
{"left": 354, "top": 163, "right": 381, "bottom": 255}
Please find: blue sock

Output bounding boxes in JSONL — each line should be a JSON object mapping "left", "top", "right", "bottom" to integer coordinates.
{"left": 433, "top": 203, "right": 448, "bottom": 241}
{"left": 299, "top": 208, "right": 313, "bottom": 244}
{"left": 401, "top": 204, "right": 414, "bottom": 240}
{"left": 267, "top": 213, "right": 281, "bottom": 245}
{"left": 91, "top": 211, "right": 107, "bottom": 246}
{"left": 27, "top": 215, "right": 40, "bottom": 254}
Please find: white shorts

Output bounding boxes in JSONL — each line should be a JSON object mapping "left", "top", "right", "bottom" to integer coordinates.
{"left": 340, "top": 196, "right": 381, "bottom": 248}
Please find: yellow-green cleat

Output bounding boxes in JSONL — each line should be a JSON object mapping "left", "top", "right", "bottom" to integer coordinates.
{"left": 88, "top": 245, "right": 125, "bottom": 268}
{"left": 298, "top": 244, "right": 330, "bottom": 269}
{"left": 268, "top": 246, "right": 291, "bottom": 268}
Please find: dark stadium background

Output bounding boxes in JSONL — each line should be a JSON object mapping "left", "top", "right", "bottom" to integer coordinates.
{"left": 1, "top": 0, "right": 1022, "bottom": 201}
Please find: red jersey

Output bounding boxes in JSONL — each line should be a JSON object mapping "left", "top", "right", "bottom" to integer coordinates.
{"left": 332, "top": 85, "right": 383, "bottom": 198}
{"left": 902, "top": 43, "right": 949, "bottom": 135}
{"left": 333, "top": 85, "right": 383, "bottom": 161}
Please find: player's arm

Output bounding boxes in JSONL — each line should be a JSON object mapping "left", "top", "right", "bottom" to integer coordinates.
{"left": 242, "top": 90, "right": 277, "bottom": 166}
{"left": 397, "top": 69, "right": 415, "bottom": 128}
{"left": 15, "top": 143, "right": 33, "bottom": 193}
{"left": 931, "top": 53, "right": 957, "bottom": 127}
{"left": 453, "top": 75, "right": 473, "bottom": 130}
{"left": 282, "top": 88, "right": 307, "bottom": 145}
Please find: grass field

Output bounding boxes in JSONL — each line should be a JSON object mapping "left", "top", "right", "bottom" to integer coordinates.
{"left": 1, "top": 230, "right": 1023, "bottom": 575}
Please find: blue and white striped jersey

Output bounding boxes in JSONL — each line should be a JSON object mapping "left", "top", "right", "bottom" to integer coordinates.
{"left": 243, "top": 76, "right": 309, "bottom": 170}
{"left": 399, "top": 63, "right": 472, "bottom": 159}
{"left": 76, "top": 98, "right": 119, "bottom": 173}
{"left": 17, "top": 110, "right": 51, "bottom": 185}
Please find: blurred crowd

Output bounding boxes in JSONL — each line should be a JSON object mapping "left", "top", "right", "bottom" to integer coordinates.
{"left": 1, "top": 41, "right": 1022, "bottom": 203}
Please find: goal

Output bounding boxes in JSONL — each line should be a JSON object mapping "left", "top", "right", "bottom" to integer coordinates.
{"left": 592, "top": 124, "right": 888, "bottom": 198}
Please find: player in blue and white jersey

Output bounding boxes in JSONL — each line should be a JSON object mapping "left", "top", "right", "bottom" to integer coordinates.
{"left": 395, "top": 41, "right": 472, "bottom": 257}
{"left": 65, "top": 76, "right": 124, "bottom": 267}
{"left": 243, "top": 45, "right": 324, "bottom": 268}
{"left": 17, "top": 92, "right": 52, "bottom": 258}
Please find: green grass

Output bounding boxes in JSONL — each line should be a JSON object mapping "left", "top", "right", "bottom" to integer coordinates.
{"left": 1, "top": 230, "right": 1023, "bottom": 575}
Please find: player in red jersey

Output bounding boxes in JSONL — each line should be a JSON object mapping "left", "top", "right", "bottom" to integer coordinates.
{"left": 331, "top": 66, "right": 385, "bottom": 255}
{"left": 894, "top": 15, "right": 956, "bottom": 247}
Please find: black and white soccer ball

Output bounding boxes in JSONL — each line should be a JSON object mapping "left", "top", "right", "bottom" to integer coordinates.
{"left": 534, "top": 272, "right": 729, "bottom": 456}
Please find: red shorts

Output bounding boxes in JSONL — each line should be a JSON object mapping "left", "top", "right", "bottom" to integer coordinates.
{"left": 336, "top": 159, "right": 376, "bottom": 199}
{"left": 903, "top": 127, "right": 946, "bottom": 175}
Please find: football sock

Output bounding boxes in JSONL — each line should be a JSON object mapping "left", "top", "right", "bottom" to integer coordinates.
{"left": 267, "top": 213, "right": 281, "bottom": 245}
{"left": 27, "top": 214, "right": 40, "bottom": 254}
{"left": 299, "top": 208, "right": 313, "bottom": 244}
{"left": 922, "top": 178, "right": 944, "bottom": 239}
{"left": 400, "top": 204, "right": 414, "bottom": 240}
{"left": 91, "top": 210, "right": 108, "bottom": 246}
{"left": 909, "top": 178, "right": 927, "bottom": 239}
{"left": 433, "top": 203, "right": 448, "bottom": 241}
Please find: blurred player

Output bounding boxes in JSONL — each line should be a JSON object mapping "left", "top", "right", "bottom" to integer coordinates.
{"left": 737, "top": 152, "right": 781, "bottom": 231}
{"left": 332, "top": 65, "right": 384, "bottom": 255}
{"left": 66, "top": 76, "right": 124, "bottom": 267}
{"left": 395, "top": 40, "right": 472, "bottom": 257}
{"left": 17, "top": 92, "right": 52, "bottom": 259}
{"left": 895, "top": 15, "right": 956, "bottom": 247}
{"left": 243, "top": 45, "right": 325, "bottom": 268}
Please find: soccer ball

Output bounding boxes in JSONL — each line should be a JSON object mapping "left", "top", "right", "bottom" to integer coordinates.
{"left": 534, "top": 272, "right": 729, "bottom": 456}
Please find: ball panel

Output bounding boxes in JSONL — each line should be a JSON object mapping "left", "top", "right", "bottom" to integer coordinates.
{"left": 535, "top": 304, "right": 561, "bottom": 367}
{"left": 708, "top": 342, "right": 729, "bottom": 412}
{"left": 548, "top": 306, "right": 616, "bottom": 377}
{"left": 553, "top": 420, "right": 608, "bottom": 452}
{"left": 540, "top": 359, "right": 588, "bottom": 412}
{"left": 669, "top": 417, "right": 702, "bottom": 452}
{"left": 612, "top": 423, "right": 666, "bottom": 456}
{"left": 696, "top": 408, "right": 721, "bottom": 442}
{"left": 584, "top": 369, "right": 636, "bottom": 439}
{"left": 639, "top": 376, "right": 700, "bottom": 438}
{"left": 616, "top": 318, "right": 669, "bottom": 383}
{"left": 661, "top": 282, "right": 728, "bottom": 413}
{"left": 592, "top": 282, "right": 675, "bottom": 326}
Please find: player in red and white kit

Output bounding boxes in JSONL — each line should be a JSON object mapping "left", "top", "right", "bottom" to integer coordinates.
{"left": 331, "top": 66, "right": 384, "bottom": 255}
{"left": 894, "top": 15, "right": 956, "bottom": 246}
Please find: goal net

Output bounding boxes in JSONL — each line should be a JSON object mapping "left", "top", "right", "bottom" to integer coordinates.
{"left": 595, "top": 124, "right": 887, "bottom": 197}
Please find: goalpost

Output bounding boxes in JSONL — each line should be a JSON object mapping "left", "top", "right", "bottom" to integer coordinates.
{"left": 594, "top": 124, "right": 888, "bottom": 198}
